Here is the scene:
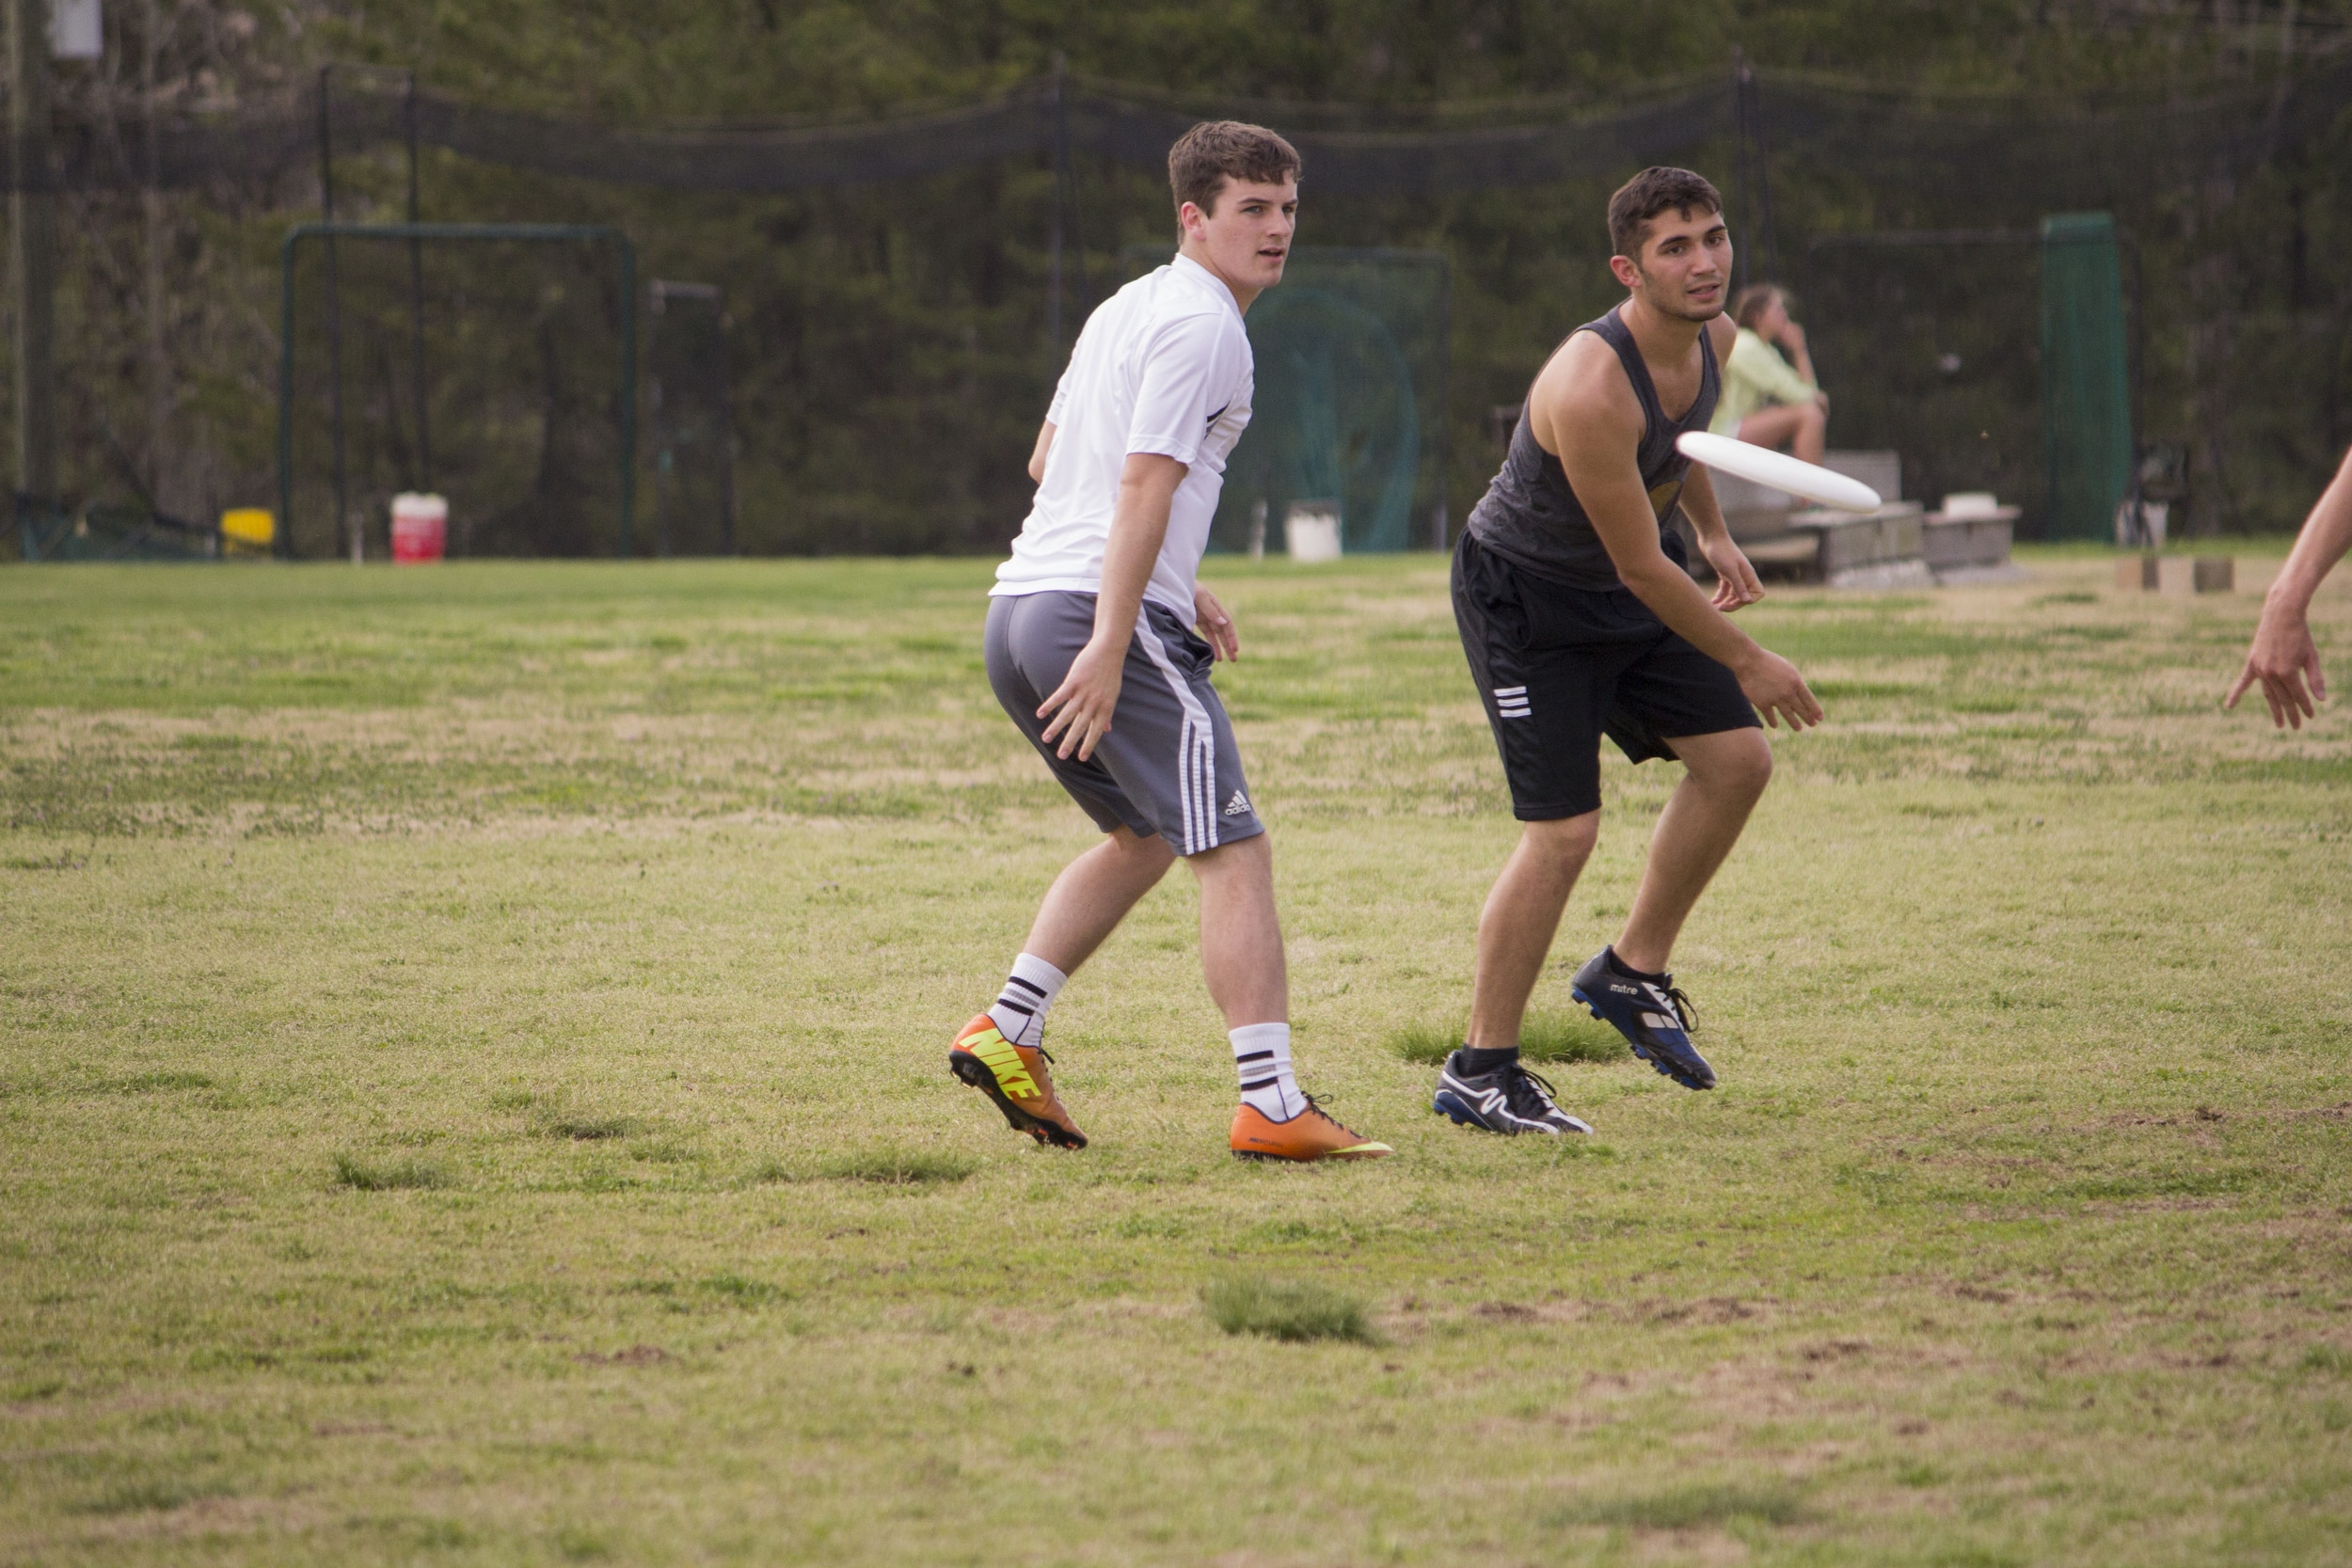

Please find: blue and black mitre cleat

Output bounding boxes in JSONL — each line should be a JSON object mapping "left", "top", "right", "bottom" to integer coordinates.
{"left": 1432, "top": 1049, "right": 1592, "bottom": 1136}
{"left": 1569, "top": 947, "right": 1717, "bottom": 1090}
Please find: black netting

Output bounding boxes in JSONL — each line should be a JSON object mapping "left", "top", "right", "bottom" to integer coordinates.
{"left": 14, "top": 61, "right": 2346, "bottom": 203}
{"left": 1802, "top": 236, "right": 2045, "bottom": 522}
{"left": 281, "top": 230, "right": 629, "bottom": 559}
{"left": 11, "top": 57, "right": 2352, "bottom": 556}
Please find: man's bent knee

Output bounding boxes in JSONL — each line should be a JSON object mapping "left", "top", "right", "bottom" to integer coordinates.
{"left": 1184, "top": 828, "right": 1271, "bottom": 879}
{"left": 1682, "top": 732, "right": 1772, "bottom": 799}
{"left": 1101, "top": 826, "right": 1179, "bottom": 874}
{"left": 1523, "top": 811, "right": 1600, "bottom": 865}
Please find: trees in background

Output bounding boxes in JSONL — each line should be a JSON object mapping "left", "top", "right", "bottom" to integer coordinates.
{"left": 14, "top": 0, "right": 2350, "bottom": 550}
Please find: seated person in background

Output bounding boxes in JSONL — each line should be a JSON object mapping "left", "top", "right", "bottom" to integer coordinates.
{"left": 1709, "top": 283, "right": 1828, "bottom": 465}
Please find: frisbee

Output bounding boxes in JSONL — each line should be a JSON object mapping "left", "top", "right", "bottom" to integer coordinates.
{"left": 1676, "top": 430, "right": 1883, "bottom": 513}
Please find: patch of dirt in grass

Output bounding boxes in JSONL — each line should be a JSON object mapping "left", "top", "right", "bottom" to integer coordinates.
{"left": 545, "top": 1116, "right": 642, "bottom": 1142}
{"left": 73, "top": 1494, "right": 321, "bottom": 1543}
{"left": 1547, "top": 1478, "right": 1813, "bottom": 1530}
{"left": 573, "top": 1345, "right": 670, "bottom": 1367}
{"left": 1799, "top": 1338, "right": 1873, "bottom": 1362}
{"left": 1473, "top": 1301, "right": 1540, "bottom": 1323}
{"left": 1644, "top": 1296, "right": 1761, "bottom": 1326}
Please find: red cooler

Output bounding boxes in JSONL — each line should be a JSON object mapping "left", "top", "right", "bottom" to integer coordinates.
{"left": 391, "top": 493, "right": 448, "bottom": 562}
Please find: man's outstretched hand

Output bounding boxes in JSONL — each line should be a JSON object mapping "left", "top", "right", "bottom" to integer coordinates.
{"left": 1698, "top": 534, "right": 1766, "bottom": 613}
{"left": 1195, "top": 584, "right": 1239, "bottom": 661}
{"left": 2227, "top": 599, "right": 2327, "bottom": 730}
{"left": 1735, "top": 647, "right": 1823, "bottom": 731}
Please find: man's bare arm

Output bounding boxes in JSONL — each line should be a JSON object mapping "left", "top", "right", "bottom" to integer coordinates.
{"left": 1534, "top": 338, "right": 1819, "bottom": 729}
{"left": 1035, "top": 453, "right": 1186, "bottom": 760}
{"left": 1674, "top": 463, "right": 1764, "bottom": 613}
{"left": 1027, "top": 420, "right": 1056, "bottom": 484}
{"left": 2228, "top": 443, "right": 2352, "bottom": 728}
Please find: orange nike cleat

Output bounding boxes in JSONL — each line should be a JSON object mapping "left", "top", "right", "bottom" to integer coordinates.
{"left": 948, "top": 1015, "right": 1088, "bottom": 1149}
{"left": 1230, "top": 1097, "right": 1391, "bottom": 1161}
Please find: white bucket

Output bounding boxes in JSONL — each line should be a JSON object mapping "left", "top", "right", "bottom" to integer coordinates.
{"left": 1284, "top": 499, "right": 1343, "bottom": 563}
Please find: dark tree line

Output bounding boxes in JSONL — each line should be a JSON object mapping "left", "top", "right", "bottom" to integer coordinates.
{"left": 10, "top": 0, "right": 2351, "bottom": 554}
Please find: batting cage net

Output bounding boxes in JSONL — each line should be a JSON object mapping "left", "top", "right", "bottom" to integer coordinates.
{"left": 7, "top": 55, "right": 2352, "bottom": 555}
{"left": 279, "top": 227, "right": 633, "bottom": 561}
{"left": 1801, "top": 235, "right": 2049, "bottom": 530}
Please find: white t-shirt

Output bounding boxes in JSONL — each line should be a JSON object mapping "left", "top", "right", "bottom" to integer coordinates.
{"left": 992, "top": 253, "right": 1254, "bottom": 616}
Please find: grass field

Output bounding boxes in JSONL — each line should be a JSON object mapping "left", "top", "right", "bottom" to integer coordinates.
{"left": 4, "top": 547, "right": 2350, "bottom": 1566}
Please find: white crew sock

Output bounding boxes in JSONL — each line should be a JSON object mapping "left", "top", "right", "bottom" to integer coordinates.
{"left": 985, "top": 953, "right": 1068, "bottom": 1049}
{"left": 1232, "top": 1022, "right": 1306, "bottom": 1121}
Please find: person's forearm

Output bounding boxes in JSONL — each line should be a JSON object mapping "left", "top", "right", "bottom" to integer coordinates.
{"left": 1680, "top": 469, "right": 1730, "bottom": 540}
{"left": 1090, "top": 469, "right": 1175, "bottom": 648}
{"left": 1027, "top": 420, "right": 1057, "bottom": 484}
{"left": 2270, "top": 457, "right": 2352, "bottom": 613}
{"left": 1619, "top": 553, "right": 1762, "bottom": 670}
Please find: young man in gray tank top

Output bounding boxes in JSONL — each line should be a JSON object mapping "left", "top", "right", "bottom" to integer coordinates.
{"left": 1431, "top": 167, "right": 1824, "bottom": 1138}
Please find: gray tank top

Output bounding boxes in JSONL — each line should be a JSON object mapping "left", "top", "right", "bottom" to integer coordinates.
{"left": 1465, "top": 305, "right": 1720, "bottom": 590}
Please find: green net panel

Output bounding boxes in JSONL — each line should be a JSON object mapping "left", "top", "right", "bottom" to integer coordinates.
{"left": 2039, "top": 212, "right": 2133, "bottom": 542}
{"left": 1120, "top": 246, "right": 1448, "bottom": 553}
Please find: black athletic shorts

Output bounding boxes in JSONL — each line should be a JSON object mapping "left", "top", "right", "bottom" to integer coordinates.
{"left": 1452, "top": 529, "right": 1759, "bottom": 821}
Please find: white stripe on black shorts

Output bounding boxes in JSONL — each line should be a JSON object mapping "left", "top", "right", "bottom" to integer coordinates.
{"left": 984, "top": 591, "right": 1264, "bottom": 855}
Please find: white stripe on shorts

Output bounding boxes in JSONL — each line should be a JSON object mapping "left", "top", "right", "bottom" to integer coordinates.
{"left": 1135, "top": 609, "right": 1219, "bottom": 854}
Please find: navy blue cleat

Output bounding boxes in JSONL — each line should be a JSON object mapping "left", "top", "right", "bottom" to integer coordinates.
{"left": 1569, "top": 947, "right": 1716, "bottom": 1090}
{"left": 1432, "top": 1050, "right": 1593, "bottom": 1135}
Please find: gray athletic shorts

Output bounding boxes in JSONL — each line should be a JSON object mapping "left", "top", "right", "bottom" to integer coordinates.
{"left": 985, "top": 591, "right": 1264, "bottom": 855}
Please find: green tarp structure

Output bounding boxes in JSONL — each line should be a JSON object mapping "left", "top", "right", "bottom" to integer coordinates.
{"left": 1121, "top": 246, "right": 1449, "bottom": 553}
{"left": 2039, "top": 212, "right": 2134, "bottom": 540}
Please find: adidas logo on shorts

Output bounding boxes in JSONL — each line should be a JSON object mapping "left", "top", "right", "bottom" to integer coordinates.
{"left": 1222, "top": 790, "right": 1251, "bottom": 817}
{"left": 1495, "top": 685, "right": 1532, "bottom": 720}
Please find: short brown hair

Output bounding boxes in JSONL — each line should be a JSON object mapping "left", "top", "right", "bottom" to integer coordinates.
{"left": 1732, "top": 283, "right": 1785, "bottom": 330}
{"left": 1168, "top": 120, "right": 1301, "bottom": 219}
{"left": 1607, "top": 166, "right": 1724, "bottom": 261}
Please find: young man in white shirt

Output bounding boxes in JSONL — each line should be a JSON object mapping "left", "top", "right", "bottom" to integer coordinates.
{"left": 949, "top": 121, "right": 1391, "bottom": 1163}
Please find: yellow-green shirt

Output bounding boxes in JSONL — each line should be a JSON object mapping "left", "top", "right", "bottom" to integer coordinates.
{"left": 1708, "top": 326, "right": 1818, "bottom": 435}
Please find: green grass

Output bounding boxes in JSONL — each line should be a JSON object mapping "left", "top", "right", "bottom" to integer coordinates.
{"left": 1386, "top": 1008, "right": 1621, "bottom": 1065}
{"left": 1202, "top": 1275, "right": 1378, "bottom": 1343}
{"left": 329, "top": 1153, "right": 450, "bottom": 1191}
{"left": 818, "top": 1148, "right": 980, "bottom": 1185}
{"left": 3, "top": 549, "right": 2350, "bottom": 1565}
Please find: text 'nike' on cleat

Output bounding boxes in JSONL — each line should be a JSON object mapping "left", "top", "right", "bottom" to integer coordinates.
{"left": 1230, "top": 1096, "right": 1391, "bottom": 1161}
{"left": 1431, "top": 1049, "right": 1594, "bottom": 1135}
{"left": 948, "top": 1014, "right": 1088, "bottom": 1148}
{"left": 1568, "top": 947, "right": 1717, "bottom": 1091}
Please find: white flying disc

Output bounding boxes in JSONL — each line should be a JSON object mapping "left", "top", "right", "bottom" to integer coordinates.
{"left": 1676, "top": 430, "right": 1883, "bottom": 513}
